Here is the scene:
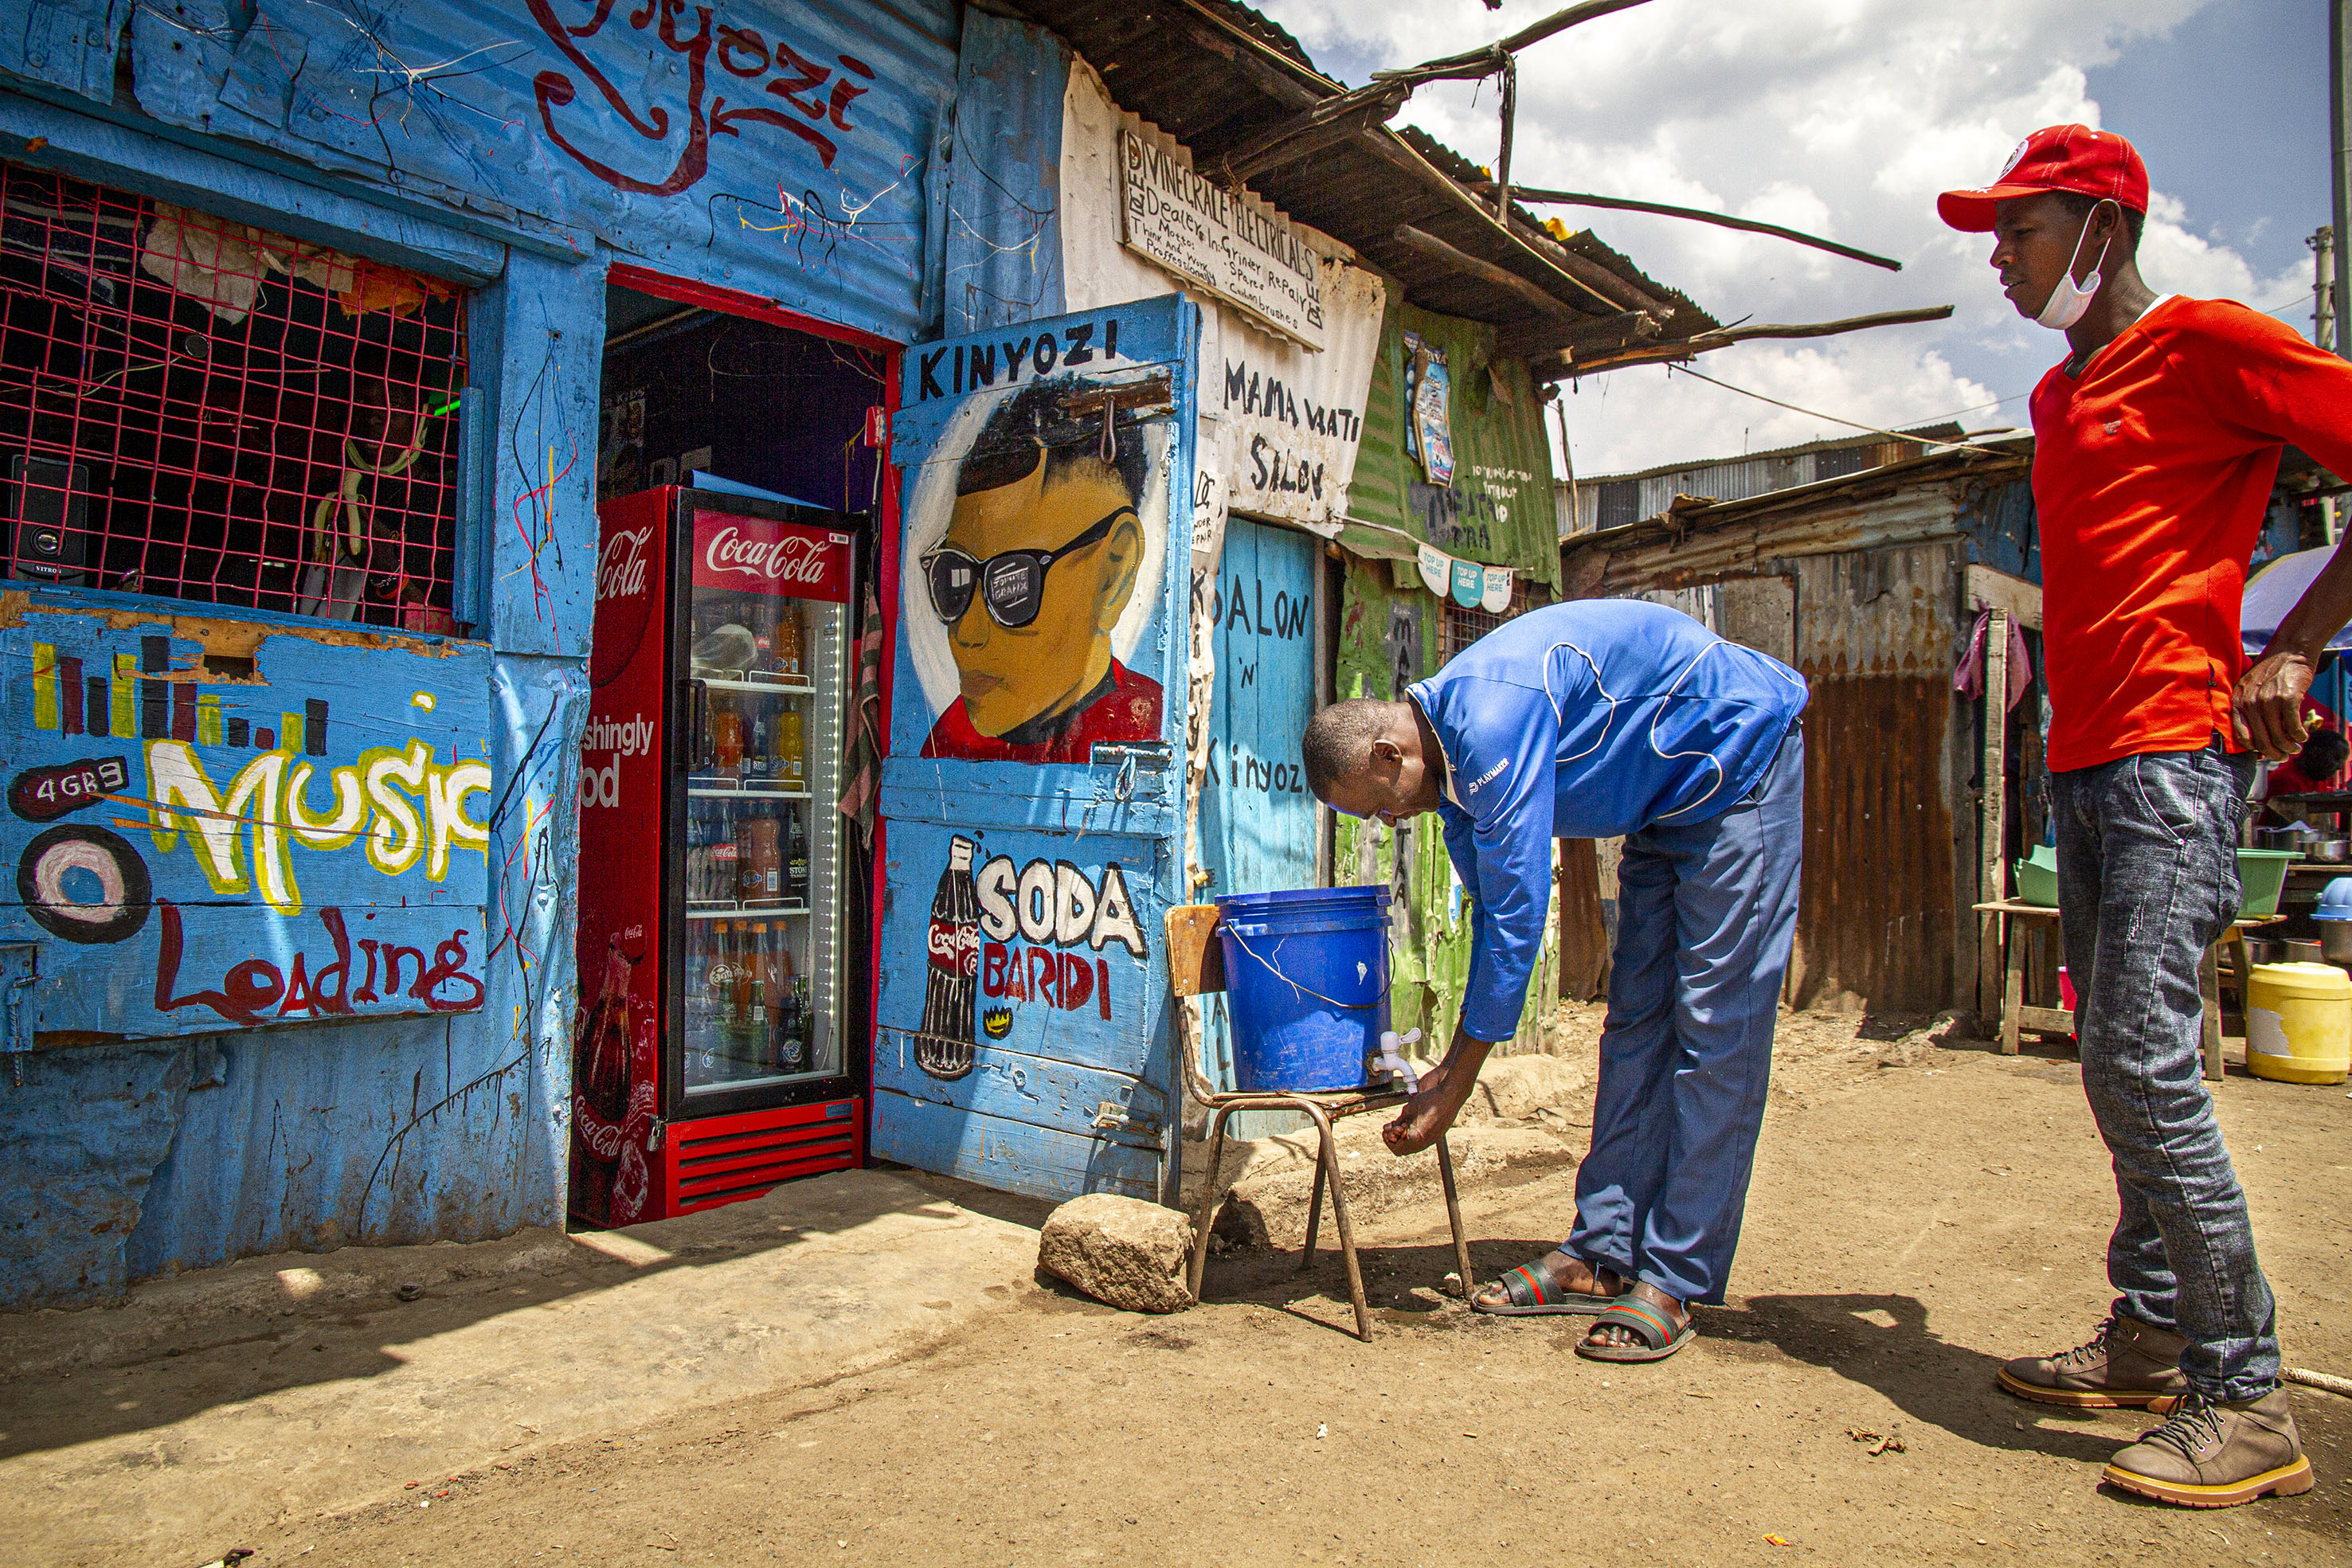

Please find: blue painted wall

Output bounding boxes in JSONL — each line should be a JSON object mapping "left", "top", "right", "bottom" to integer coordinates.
{"left": 0, "top": 171, "right": 601, "bottom": 1304}
{"left": 940, "top": 12, "right": 1068, "bottom": 338}
{"left": 0, "top": 0, "right": 961, "bottom": 344}
{"left": 0, "top": 0, "right": 861, "bottom": 1300}
{"left": 875, "top": 295, "right": 1196, "bottom": 1204}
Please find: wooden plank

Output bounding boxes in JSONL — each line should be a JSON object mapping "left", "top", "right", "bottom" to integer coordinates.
{"left": 2002, "top": 908, "right": 2025, "bottom": 1054}
{"left": 1967, "top": 563, "right": 2043, "bottom": 632}
{"left": 1391, "top": 225, "right": 1588, "bottom": 321}
{"left": 869, "top": 1089, "right": 1161, "bottom": 1204}
{"left": 1164, "top": 905, "right": 1226, "bottom": 999}
{"left": 1978, "top": 611, "right": 2010, "bottom": 1019}
{"left": 871, "top": 1030, "right": 1166, "bottom": 1150}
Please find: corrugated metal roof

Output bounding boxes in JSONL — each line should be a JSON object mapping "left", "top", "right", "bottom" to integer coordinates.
{"left": 996, "top": 0, "right": 1712, "bottom": 349}
{"left": 1559, "top": 446, "right": 2033, "bottom": 596}
{"left": 1583, "top": 423, "right": 1970, "bottom": 487}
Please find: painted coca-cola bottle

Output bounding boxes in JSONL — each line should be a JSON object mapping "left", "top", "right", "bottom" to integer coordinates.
{"left": 917, "top": 835, "right": 980, "bottom": 1079}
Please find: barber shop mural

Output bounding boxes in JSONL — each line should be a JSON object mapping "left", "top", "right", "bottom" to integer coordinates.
{"left": 2, "top": 608, "right": 491, "bottom": 1042}
{"left": 875, "top": 295, "right": 1196, "bottom": 1202}
{"left": 898, "top": 326, "right": 1176, "bottom": 766}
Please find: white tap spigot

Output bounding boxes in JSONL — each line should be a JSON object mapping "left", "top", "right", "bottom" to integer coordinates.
{"left": 1375, "top": 1028, "right": 1423, "bottom": 1092}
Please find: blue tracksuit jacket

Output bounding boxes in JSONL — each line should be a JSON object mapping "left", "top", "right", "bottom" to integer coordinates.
{"left": 1407, "top": 600, "right": 1809, "bottom": 1042}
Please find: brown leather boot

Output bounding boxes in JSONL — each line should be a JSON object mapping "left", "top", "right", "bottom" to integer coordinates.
{"left": 1998, "top": 1314, "right": 2189, "bottom": 1408}
{"left": 2102, "top": 1388, "right": 2315, "bottom": 1507}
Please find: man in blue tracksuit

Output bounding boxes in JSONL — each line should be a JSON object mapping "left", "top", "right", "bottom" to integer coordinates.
{"left": 1302, "top": 599, "right": 1808, "bottom": 1363}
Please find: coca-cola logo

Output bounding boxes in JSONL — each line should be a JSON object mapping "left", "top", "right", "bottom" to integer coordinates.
{"left": 927, "top": 917, "right": 980, "bottom": 977}
{"left": 598, "top": 526, "right": 652, "bottom": 601}
{"left": 706, "top": 525, "right": 829, "bottom": 585}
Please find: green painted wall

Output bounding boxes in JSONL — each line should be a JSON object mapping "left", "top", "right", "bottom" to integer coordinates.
{"left": 1349, "top": 296, "right": 1560, "bottom": 591}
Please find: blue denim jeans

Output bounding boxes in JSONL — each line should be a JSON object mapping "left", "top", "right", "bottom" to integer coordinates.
{"left": 2050, "top": 741, "right": 2280, "bottom": 1401}
{"left": 1568, "top": 724, "right": 1804, "bottom": 1306}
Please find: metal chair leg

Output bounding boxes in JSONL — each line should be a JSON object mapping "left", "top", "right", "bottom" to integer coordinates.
{"left": 1300, "top": 1101, "right": 1372, "bottom": 1341}
{"left": 1435, "top": 1133, "right": 1472, "bottom": 1299}
{"left": 1300, "top": 1151, "right": 1327, "bottom": 1274}
{"left": 1186, "top": 1105, "right": 1234, "bottom": 1300}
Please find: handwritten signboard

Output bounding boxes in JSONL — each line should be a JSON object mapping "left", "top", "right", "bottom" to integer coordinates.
{"left": 1213, "top": 257, "right": 1387, "bottom": 534}
{"left": 1117, "top": 128, "right": 1328, "bottom": 353}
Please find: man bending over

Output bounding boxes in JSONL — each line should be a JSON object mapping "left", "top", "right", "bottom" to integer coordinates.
{"left": 1301, "top": 599, "right": 1806, "bottom": 1363}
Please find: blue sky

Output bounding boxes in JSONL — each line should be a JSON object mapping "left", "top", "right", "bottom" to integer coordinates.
{"left": 1261, "top": 0, "right": 2328, "bottom": 474}
{"left": 2086, "top": 1, "right": 2326, "bottom": 293}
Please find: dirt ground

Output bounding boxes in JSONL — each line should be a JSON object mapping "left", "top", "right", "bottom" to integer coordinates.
{"left": 37, "top": 1011, "right": 2352, "bottom": 1566}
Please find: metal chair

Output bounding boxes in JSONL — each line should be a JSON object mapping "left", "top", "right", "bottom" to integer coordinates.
{"left": 1165, "top": 904, "right": 1474, "bottom": 1341}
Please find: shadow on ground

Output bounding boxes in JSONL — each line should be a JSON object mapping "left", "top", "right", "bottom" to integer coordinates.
{"left": 0, "top": 1166, "right": 1027, "bottom": 1463}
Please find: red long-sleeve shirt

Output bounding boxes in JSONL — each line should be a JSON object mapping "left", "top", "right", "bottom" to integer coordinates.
{"left": 2031, "top": 295, "right": 2352, "bottom": 772}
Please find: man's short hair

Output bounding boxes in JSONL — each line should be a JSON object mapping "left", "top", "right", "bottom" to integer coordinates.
{"left": 2053, "top": 190, "right": 2145, "bottom": 253}
{"left": 1302, "top": 699, "right": 1391, "bottom": 800}
{"left": 957, "top": 375, "right": 1149, "bottom": 501}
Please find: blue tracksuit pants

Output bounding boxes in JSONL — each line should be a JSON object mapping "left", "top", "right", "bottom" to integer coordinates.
{"left": 1567, "top": 723, "right": 1804, "bottom": 1305}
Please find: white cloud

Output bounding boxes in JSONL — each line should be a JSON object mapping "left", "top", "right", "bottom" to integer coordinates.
{"left": 1255, "top": 0, "right": 2308, "bottom": 476}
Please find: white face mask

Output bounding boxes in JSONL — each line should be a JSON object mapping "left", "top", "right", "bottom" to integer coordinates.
{"left": 2036, "top": 201, "right": 2115, "bottom": 330}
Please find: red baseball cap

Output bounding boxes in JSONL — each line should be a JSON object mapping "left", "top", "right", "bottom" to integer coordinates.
{"left": 1937, "top": 124, "right": 2149, "bottom": 233}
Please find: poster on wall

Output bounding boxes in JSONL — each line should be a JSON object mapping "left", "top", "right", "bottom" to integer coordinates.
{"left": 0, "top": 612, "right": 494, "bottom": 1041}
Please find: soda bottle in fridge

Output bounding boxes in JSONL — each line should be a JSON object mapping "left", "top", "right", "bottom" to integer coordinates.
{"left": 728, "top": 920, "right": 755, "bottom": 1054}
{"left": 738, "top": 590, "right": 778, "bottom": 676}
{"left": 785, "top": 807, "right": 808, "bottom": 907}
{"left": 737, "top": 811, "right": 781, "bottom": 905}
{"left": 918, "top": 835, "right": 980, "bottom": 1079}
{"left": 711, "top": 695, "right": 744, "bottom": 782}
{"left": 747, "top": 711, "right": 770, "bottom": 784}
{"left": 706, "top": 804, "right": 738, "bottom": 905}
{"left": 746, "top": 921, "right": 772, "bottom": 1066}
{"left": 773, "top": 604, "right": 804, "bottom": 681}
{"left": 775, "top": 944, "right": 805, "bottom": 1071}
{"left": 776, "top": 709, "right": 805, "bottom": 788}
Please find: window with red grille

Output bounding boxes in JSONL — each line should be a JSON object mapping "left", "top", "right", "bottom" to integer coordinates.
{"left": 0, "top": 162, "right": 468, "bottom": 628}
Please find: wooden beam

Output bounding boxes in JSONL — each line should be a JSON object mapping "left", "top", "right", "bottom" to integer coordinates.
{"left": 1164, "top": 0, "right": 1646, "bottom": 319}
{"left": 1209, "top": 83, "right": 1410, "bottom": 185}
{"left": 1391, "top": 225, "right": 1587, "bottom": 320}
{"left": 1372, "top": 0, "right": 1658, "bottom": 87}
{"left": 1352, "top": 132, "right": 1628, "bottom": 313}
{"left": 1484, "top": 185, "right": 1904, "bottom": 271}
{"left": 1497, "top": 309, "right": 1658, "bottom": 362}
{"left": 1548, "top": 305, "right": 1957, "bottom": 377}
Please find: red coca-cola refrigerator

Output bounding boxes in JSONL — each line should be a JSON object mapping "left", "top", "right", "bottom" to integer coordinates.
{"left": 570, "top": 486, "right": 867, "bottom": 1226}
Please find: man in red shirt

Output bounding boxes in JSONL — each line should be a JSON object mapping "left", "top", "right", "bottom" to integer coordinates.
{"left": 1939, "top": 125, "right": 2352, "bottom": 1509}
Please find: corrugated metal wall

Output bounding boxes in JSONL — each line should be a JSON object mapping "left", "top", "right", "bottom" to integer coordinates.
{"left": 0, "top": 0, "right": 964, "bottom": 344}
{"left": 1558, "top": 480, "right": 1982, "bottom": 1016}
{"left": 1560, "top": 440, "right": 1929, "bottom": 537}
{"left": 1780, "top": 545, "right": 1967, "bottom": 1012}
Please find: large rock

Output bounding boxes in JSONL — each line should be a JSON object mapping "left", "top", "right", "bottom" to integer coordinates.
{"left": 1037, "top": 1193, "right": 1195, "bottom": 1314}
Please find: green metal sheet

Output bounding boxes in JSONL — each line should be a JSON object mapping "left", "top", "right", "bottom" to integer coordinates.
{"left": 1344, "top": 299, "right": 1560, "bottom": 592}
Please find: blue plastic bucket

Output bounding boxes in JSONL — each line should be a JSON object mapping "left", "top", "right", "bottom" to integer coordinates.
{"left": 1215, "top": 886, "right": 1392, "bottom": 1092}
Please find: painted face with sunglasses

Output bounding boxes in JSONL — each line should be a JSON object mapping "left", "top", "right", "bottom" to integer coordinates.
{"left": 920, "top": 446, "right": 1159, "bottom": 756}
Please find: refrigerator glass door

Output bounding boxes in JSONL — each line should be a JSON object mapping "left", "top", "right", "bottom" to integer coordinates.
{"left": 678, "top": 508, "right": 851, "bottom": 1098}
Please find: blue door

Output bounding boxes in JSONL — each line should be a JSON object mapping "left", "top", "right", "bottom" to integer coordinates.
{"left": 872, "top": 296, "right": 1197, "bottom": 1203}
{"left": 1196, "top": 515, "right": 1323, "bottom": 1091}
